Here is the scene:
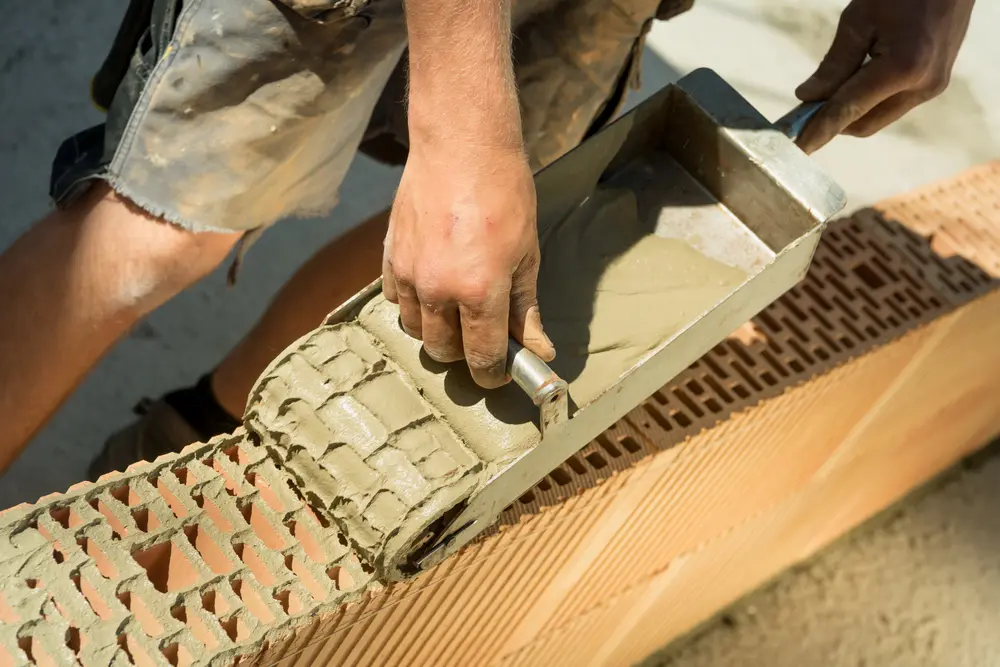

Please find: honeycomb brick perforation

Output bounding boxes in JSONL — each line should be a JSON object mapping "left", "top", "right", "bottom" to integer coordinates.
{"left": 501, "top": 164, "right": 1000, "bottom": 521}
{"left": 0, "top": 162, "right": 997, "bottom": 666}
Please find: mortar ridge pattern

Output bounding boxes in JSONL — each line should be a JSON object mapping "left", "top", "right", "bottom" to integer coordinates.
{"left": 0, "top": 162, "right": 996, "bottom": 666}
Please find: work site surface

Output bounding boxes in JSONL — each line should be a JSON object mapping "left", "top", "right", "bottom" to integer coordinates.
{"left": 1, "top": 161, "right": 999, "bottom": 667}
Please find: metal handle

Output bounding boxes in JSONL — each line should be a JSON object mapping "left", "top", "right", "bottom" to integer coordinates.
{"left": 507, "top": 339, "right": 568, "bottom": 436}
{"left": 773, "top": 101, "right": 824, "bottom": 142}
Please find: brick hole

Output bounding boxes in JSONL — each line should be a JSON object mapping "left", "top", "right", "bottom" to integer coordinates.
{"left": 596, "top": 435, "right": 621, "bottom": 458}
{"left": 865, "top": 325, "right": 879, "bottom": 338}
{"left": 729, "top": 340, "right": 759, "bottom": 367}
{"left": 814, "top": 328, "right": 842, "bottom": 354}
{"left": 132, "top": 540, "right": 200, "bottom": 594}
{"left": 233, "top": 543, "right": 276, "bottom": 587}
{"left": 326, "top": 565, "right": 355, "bottom": 591}
{"left": 618, "top": 436, "right": 642, "bottom": 454}
{"left": 852, "top": 263, "right": 886, "bottom": 289}
{"left": 839, "top": 316, "right": 865, "bottom": 343}
{"left": 761, "top": 349, "right": 789, "bottom": 376}
{"left": 781, "top": 317, "right": 810, "bottom": 345}
{"left": 855, "top": 286, "right": 882, "bottom": 312}
{"left": 642, "top": 404, "right": 672, "bottom": 432}
{"left": 65, "top": 626, "right": 82, "bottom": 655}
{"left": 130, "top": 508, "right": 161, "bottom": 533}
{"left": 172, "top": 467, "right": 195, "bottom": 487}
{"left": 171, "top": 606, "right": 219, "bottom": 650}
{"left": 287, "top": 521, "right": 326, "bottom": 563}
{"left": 161, "top": 644, "right": 195, "bottom": 667}
{"left": 155, "top": 477, "right": 188, "bottom": 519}
{"left": 241, "top": 504, "right": 287, "bottom": 551}
{"left": 755, "top": 311, "right": 782, "bottom": 334}
{"left": 77, "top": 537, "right": 118, "bottom": 579}
{"left": 110, "top": 484, "right": 143, "bottom": 506}
{"left": 535, "top": 478, "right": 551, "bottom": 492}
{"left": 584, "top": 452, "right": 607, "bottom": 470}
{"left": 71, "top": 574, "right": 113, "bottom": 620}
{"left": 117, "top": 591, "right": 164, "bottom": 637}
{"left": 245, "top": 473, "right": 284, "bottom": 513}
{"left": 788, "top": 360, "right": 805, "bottom": 374}
{"left": 183, "top": 524, "right": 233, "bottom": 575}
{"left": 787, "top": 339, "right": 815, "bottom": 366}
{"left": 549, "top": 467, "right": 572, "bottom": 486}
{"left": 672, "top": 389, "right": 705, "bottom": 418}
{"left": 118, "top": 634, "right": 158, "bottom": 667}
{"left": 273, "top": 589, "right": 305, "bottom": 616}
{"left": 703, "top": 376, "right": 733, "bottom": 404}
{"left": 760, "top": 372, "right": 777, "bottom": 387}
{"left": 686, "top": 380, "right": 704, "bottom": 396}
{"left": 91, "top": 499, "right": 129, "bottom": 539}
{"left": 232, "top": 579, "right": 274, "bottom": 624}
{"left": 304, "top": 502, "right": 331, "bottom": 530}
{"left": 704, "top": 398, "right": 723, "bottom": 414}
{"left": 202, "top": 458, "right": 239, "bottom": 496}
{"left": 732, "top": 384, "right": 750, "bottom": 399}
{"left": 18, "top": 637, "right": 58, "bottom": 667}
{"left": 701, "top": 354, "right": 729, "bottom": 379}
{"left": 219, "top": 615, "right": 251, "bottom": 643}
{"left": 651, "top": 390, "right": 669, "bottom": 406}
{"left": 223, "top": 444, "right": 253, "bottom": 466}
{"left": 201, "top": 590, "right": 230, "bottom": 616}
{"left": 285, "top": 555, "right": 328, "bottom": 602}
{"left": 193, "top": 495, "right": 232, "bottom": 534}
{"left": 564, "top": 454, "right": 588, "bottom": 475}
{"left": 518, "top": 492, "right": 535, "bottom": 505}
{"left": 672, "top": 411, "right": 693, "bottom": 428}
{"left": 815, "top": 348, "right": 830, "bottom": 362}
{"left": 49, "top": 506, "right": 83, "bottom": 530}
{"left": 732, "top": 362, "right": 763, "bottom": 392}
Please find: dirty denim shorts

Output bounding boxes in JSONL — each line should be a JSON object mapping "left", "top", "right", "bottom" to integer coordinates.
{"left": 50, "top": 0, "right": 693, "bottom": 235}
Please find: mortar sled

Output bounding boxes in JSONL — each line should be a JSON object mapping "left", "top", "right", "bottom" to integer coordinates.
{"left": 247, "top": 68, "right": 846, "bottom": 581}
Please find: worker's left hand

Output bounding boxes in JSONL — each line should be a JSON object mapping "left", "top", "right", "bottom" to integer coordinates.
{"left": 795, "top": 0, "right": 975, "bottom": 153}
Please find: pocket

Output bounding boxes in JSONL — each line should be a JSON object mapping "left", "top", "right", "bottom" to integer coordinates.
{"left": 91, "top": 0, "right": 182, "bottom": 110}
{"left": 91, "top": 0, "right": 154, "bottom": 110}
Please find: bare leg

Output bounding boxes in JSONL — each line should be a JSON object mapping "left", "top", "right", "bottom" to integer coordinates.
{"left": 0, "top": 184, "right": 239, "bottom": 470}
{"left": 210, "top": 209, "right": 389, "bottom": 417}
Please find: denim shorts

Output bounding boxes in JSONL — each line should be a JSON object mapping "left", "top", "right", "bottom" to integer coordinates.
{"left": 50, "top": 0, "right": 693, "bottom": 234}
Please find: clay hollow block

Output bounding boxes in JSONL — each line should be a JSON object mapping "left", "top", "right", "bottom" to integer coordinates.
{"left": 1, "top": 161, "right": 999, "bottom": 667}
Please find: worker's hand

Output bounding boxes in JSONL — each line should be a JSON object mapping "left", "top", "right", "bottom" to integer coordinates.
{"left": 795, "top": 0, "right": 974, "bottom": 153}
{"left": 383, "top": 137, "right": 555, "bottom": 389}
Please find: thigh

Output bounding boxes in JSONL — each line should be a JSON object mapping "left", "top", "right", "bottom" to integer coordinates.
{"left": 52, "top": 0, "right": 407, "bottom": 234}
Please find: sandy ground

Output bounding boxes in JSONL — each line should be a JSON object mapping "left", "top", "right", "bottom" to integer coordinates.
{"left": 646, "top": 446, "right": 1000, "bottom": 667}
{"left": 1, "top": 1, "right": 999, "bottom": 664}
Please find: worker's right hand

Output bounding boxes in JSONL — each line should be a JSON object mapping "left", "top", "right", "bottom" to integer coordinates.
{"left": 383, "top": 135, "right": 556, "bottom": 389}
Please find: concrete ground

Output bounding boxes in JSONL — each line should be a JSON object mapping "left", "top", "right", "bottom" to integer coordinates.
{"left": 1, "top": 0, "right": 998, "bottom": 664}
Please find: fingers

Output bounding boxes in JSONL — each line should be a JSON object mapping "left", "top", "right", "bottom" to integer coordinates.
{"left": 797, "top": 58, "right": 910, "bottom": 154}
{"left": 420, "top": 301, "right": 464, "bottom": 363}
{"left": 394, "top": 280, "right": 423, "bottom": 339}
{"left": 382, "top": 218, "right": 398, "bottom": 304}
{"left": 796, "top": 10, "right": 872, "bottom": 102}
{"left": 843, "top": 90, "right": 922, "bottom": 137}
{"left": 460, "top": 291, "right": 511, "bottom": 389}
{"left": 509, "top": 252, "right": 554, "bottom": 362}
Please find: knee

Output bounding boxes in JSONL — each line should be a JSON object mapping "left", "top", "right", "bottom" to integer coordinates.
{"left": 68, "top": 183, "right": 241, "bottom": 310}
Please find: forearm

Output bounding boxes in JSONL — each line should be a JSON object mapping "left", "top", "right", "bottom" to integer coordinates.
{"left": 405, "top": 0, "right": 522, "bottom": 149}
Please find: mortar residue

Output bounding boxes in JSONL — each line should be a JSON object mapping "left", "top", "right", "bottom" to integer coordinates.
{"left": 358, "top": 153, "right": 746, "bottom": 465}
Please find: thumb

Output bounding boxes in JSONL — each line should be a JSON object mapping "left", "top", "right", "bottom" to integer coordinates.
{"left": 797, "top": 14, "right": 872, "bottom": 101}
{"left": 509, "top": 254, "right": 555, "bottom": 362}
